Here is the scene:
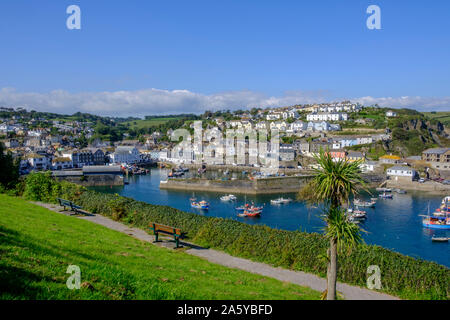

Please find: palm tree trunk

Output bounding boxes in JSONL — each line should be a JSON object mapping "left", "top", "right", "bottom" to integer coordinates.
{"left": 326, "top": 237, "right": 338, "bottom": 300}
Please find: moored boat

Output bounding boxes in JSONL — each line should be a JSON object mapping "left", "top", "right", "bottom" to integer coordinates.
{"left": 220, "top": 194, "right": 237, "bottom": 201}
{"left": 354, "top": 199, "right": 376, "bottom": 208}
{"left": 421, "top": 197, "right": 450, "bottom": 229}
{"left": 379, "top": 192, "right": 393, "bottom": 199}
{"left": 191, "top": 199, "right": 209, "bottom": 210}
{"left": 431, "top": 236, "right": 449, "bottom": 242}
{"left": 270, "top": 197, "right": 292, "bottom": 205}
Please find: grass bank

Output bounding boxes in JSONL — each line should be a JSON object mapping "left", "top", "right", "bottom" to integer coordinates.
{"left": 16, "top": 173, "right": 450, "bottom": 300}
{"left": 0, "top": 194, "right": 320, "bottom": 300}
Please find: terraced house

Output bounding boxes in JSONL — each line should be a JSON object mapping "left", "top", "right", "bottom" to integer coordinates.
{"left": 62, "top": 149, "right": 94, "bottom": 168}
{"left": 422, "top": 148, "right": 450, "bottom": 171}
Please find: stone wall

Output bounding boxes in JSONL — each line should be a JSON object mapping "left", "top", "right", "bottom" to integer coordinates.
{"left": 160, "top": 175, "right": 312, "bottom": 194}
{"left": 54, "top": 174, "right": 124, "bottom": 187}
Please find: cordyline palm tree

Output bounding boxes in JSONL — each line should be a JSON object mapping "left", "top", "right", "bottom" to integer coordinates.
{"left": 298, "top": 149, "right": 366, "bottom": 300}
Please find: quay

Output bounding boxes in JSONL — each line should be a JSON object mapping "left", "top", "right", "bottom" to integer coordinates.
{"left": 52, "top": 165, "right": 124, "bottom": 186}
{"left": 160, "top": 175, "right": 313, "bottom": 195}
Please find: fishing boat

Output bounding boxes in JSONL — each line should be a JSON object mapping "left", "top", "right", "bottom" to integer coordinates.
{"left": 354, "top": 199, "right": 376, "bottom": 208}
{"left": 220, "top": 194, "right": 237, "bottom": 201}
{"left": 379, "top": 192, "right": 393, "bottom": 199}
{"left": 190, "top": 198, "right": 209, "bottom": 210}
{"left": 421, "top": 199, "right": 450, "bottom": 230}
{"left": 270, "top": 197, "right": 292, "bottom": 205}
{"left": 347, "top": 208, "right": 367, "bottom": 219}
{"left": 243, "top": 209, "right": 261, "bottom": 217}
{"left": 431, "top": 236, "right": 449, "bottom": 242}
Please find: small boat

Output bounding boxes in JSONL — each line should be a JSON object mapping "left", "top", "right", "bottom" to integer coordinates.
{"left": 220, "top": 194, "right": 237, "bottom": 201}
{"left": 242, "top": 208, "right": 262, "bottom": 217}
{"left": 370, "top": 198, "right": 378, "bottom": 202}
{"left": 347, "top": 208, "right": 366, "bottom": 219}
{"left": 376, "top": 187, "right": 392, "bottom": 192}
{"left": 354, "top": 199, "right": 376, "bottom": 208}
{"left": 431, "top": 236, "right": 449, "bottom": 242}
{"left": 379, "top": 192, "right": 393, "bottom": 199}
{"left": 270, "top": 197, "right": 292, "bottom": 205}
{"left": 421, "top": 200, "right": 450, "bottom": 230}
{"left": 191, "top": 199, "right": 209, "bottom": 210}
{"left": 394, "top": 189, "right": 407, "bottom": 194}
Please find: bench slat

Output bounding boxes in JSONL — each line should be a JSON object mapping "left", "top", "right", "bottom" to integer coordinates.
{"left": 149, "top": 223, "right": 181, "bottom": 235}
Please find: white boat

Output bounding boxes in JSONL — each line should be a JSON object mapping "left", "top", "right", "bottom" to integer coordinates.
{"left": 347, "top": 208, "right": 367, "bottom": 219}
{"left": 379, "top": 192, "right": 393, "bottom": 199}
{"left": 220, "top": 194, "right": 237, "bottom": 201}
{"left": 270, "top": 197, "right": 292, "bottom": 205}
{"left": 376, "top": 187, "right": 392, "bottom": 192}
{"left": 354, "top": 199, "right": 376, "bottom": 208}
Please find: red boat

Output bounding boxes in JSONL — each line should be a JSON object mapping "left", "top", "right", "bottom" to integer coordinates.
{"left": 243, "top": 208, "right": 262, "bottom": 217}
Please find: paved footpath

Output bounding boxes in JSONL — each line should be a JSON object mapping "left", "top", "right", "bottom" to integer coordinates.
{"left": 35, "top": 202, "right": 399, "bottom": 300}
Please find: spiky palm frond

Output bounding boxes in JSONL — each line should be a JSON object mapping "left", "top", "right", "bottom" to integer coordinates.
{"left": 298, "top": 149, "right": 367, "bottom": 208}
{"left": 323, "top": 207, "right": 364, "bottom": 255}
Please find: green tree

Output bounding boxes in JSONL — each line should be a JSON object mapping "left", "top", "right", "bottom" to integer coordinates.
{"left": 0, "top": 142, "right": 20, "bottom": 191}
{"left": 298, "top": 150, "right": 365, "bottom": 300}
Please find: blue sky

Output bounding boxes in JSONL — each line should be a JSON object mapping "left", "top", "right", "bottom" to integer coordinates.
{"left": 0, "top": 0, "right": 449, "bottom": 116}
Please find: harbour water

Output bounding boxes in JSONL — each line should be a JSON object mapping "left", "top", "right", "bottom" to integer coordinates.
{"left": 92, "top": 168, "right": 450, "bottom": 267}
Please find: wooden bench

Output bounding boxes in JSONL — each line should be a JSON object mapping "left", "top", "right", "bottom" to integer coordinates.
{"left": 149, "top": 223, "right": 183, "bottom": 248}
{"left": 57, "top": 198, "right": 83, "bottom": 214}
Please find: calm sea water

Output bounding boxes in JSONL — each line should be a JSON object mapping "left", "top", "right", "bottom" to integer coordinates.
{"left": 92, "top": 168, "right": 450, "bottom": 267}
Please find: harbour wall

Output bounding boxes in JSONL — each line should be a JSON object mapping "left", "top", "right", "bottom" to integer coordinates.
{"left": 386, "top": 178, "right": 450, "bottom": 195}
{"left": 159, "top": 175, "right": 313, "bottom": 195}
{"left": 53, "top": 174, "right": 124, "bottom": 187}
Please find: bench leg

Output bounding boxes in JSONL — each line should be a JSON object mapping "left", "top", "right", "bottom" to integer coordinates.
{"left": 174, "top": 236, "right": 180, "bottom": 249}
{"left": 153, "top": 232, "right": 160, "bottom": 243}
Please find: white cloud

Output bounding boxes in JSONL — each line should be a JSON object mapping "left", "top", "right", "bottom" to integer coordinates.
{"left": 0, "top": 87, "right": 448, "bottom": 117}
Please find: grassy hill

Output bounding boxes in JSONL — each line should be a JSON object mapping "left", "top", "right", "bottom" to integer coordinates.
{"left": 0, "top": 194, "right": 319, "bottom": 300}
{"left": 424, "top": 111, "right": 450, "bottom": 127}
{"left": 123, "top": 117, "right": 182, "bottom": 129}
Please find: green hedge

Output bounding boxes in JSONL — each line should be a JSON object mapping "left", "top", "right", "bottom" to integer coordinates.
{"left": 23, "top": 173, "right": 450, "bottom": 300}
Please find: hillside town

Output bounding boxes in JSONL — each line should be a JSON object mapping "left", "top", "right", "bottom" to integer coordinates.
{"left": 1, "top": 103, "right": 449, "bottom": 187}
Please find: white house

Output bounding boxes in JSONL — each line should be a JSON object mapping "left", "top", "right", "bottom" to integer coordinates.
{"left": 0, "top": 123, "right": 15, "bottom": 133}
{"left": 387, "top": 166, "right": 416, "bottom": 181}
{"left": 266, "top": 113, "right": 282, "bottom": 121}
{"left": 282, "top": 109, "right": 299, "bottom": 120}
{"left": 360, "top": 161, "right": 377, "bottom": 173}
{"left": 52, "top": 157, "right": 73, "bottom": 170}
{"left": 270, "top": 121, "right": 288, "bottom": 131}
{"left": 287, "top": 120, "right": 307, "bottom": 133}
{"left": 255, "top": 122, "right": 268, "bottom": 130}
{"left": 110, "top": 146, "right": 141, "bottom": 164}
{"left": 306, "top": 113, "right": 348, "bottom": 122}
{"left": 386, "top": 110, "right": 398, "bottom": 117}
{"left": 21, "top": 153, "right": 51, "bottom": 171}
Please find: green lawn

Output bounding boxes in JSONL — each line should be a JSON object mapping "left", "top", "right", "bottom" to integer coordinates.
{"left": 123, "top": 117, "right": 181, "bottom": 129}
{"left": 0, "top": 194, "right": 320, "bottom": 300}
{"left": 424, "top": 112, "right": 450, "bottom": 126}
